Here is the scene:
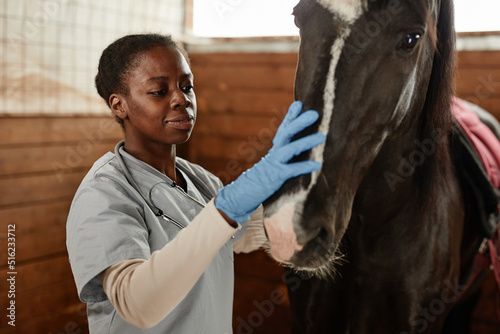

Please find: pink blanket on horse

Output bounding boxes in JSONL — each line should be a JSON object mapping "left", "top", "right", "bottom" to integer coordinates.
{"left": 452, "top": 98, "right": 500, "bottom": 305}
{"left": 451, "top": 97, "right": 500, "bottom": 192}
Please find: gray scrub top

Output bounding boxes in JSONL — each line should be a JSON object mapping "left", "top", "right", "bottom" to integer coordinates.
{"left": 66, "top": 141, "right": 242, "bottom": 333}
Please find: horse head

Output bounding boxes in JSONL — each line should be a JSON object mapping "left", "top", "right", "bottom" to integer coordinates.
{"left": 263, "top": 0, "right": 455, "bottom": 272}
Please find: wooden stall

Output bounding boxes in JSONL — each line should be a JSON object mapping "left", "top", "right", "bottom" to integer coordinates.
{"left": 0, "top": 50, "right": 498, "bottom": 333}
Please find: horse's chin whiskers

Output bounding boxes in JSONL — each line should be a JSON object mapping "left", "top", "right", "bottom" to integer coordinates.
{"left": 302, "top": 250, "right": 346, "bottom": 280}
{"left": 263, "top": 240, "right": 347, "bottom": 281}
{"left": 283, "top": 252, "right": 345, "bottom": 281}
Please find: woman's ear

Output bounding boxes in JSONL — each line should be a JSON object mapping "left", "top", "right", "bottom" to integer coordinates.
{"left": 109, "top": 94, "right": 128, "bottom": 121}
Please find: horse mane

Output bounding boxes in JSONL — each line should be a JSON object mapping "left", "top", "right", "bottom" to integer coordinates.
{"left": 417, "top": 0, "right": 456, "bottom": 210}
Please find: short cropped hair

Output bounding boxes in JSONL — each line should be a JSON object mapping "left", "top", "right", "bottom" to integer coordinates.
{"left": 95, "top": 34, "right": 189, "bottom": 126}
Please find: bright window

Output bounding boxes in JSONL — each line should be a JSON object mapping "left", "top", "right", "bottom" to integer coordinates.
{"left": 191, "top": 0, "right": 500, "bottom": 38}
{"left": 192, "top": 0, "right": 298, "bottom": 37}
{"left": 454, "top": 0, "right": 500, "bottom": 33}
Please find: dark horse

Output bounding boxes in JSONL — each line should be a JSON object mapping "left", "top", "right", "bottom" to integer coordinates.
{"left": 262, "top": 0, "right": 495, "bottom": 333}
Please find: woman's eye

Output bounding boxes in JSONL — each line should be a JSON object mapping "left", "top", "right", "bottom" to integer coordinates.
{"left": 398, "top": 33, "right": 421, "bottom": 51}
{"left": 150, "top": 89, "right": 167, "bottom": 96}
{"left": 182, "top": 86, "right": 194, "bottom": 93}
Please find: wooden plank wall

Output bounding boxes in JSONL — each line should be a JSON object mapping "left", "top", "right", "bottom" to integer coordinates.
{"left": 189, "top": 53, "right": 299, "bottom": 185}
{"left": 189, "top": 50, "right": 500, "bottom": 334}
{"left": 0, "top": 117, "right": 124, "bottom": 333}
{"left": 455, "top": 51, "right": 500, "bottom": 120}
{"left": 0, "top": 50, "right": 497, "bottom": 333}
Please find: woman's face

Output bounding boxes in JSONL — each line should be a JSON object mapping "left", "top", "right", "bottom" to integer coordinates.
{"left": 116, "top": 45, "right": 196, "bottom": 148}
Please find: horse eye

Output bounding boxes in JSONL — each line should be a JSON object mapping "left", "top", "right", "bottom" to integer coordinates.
{"left": 398, "top": 33, "right": 421, "bottom": 51}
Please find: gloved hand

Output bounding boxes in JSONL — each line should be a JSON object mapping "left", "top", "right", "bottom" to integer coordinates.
{"left": 215, "top": 101, "right": 326, "bottom": 223}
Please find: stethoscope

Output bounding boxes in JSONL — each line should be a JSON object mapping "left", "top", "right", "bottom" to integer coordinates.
{"left": 114, "top": 141, "right": 207, "bottom": 230}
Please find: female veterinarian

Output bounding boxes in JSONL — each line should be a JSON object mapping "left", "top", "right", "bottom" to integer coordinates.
{"left": 66, "top": 34, "right": 325, "bottom": 333}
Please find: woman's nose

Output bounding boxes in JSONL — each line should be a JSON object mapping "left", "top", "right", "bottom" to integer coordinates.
{"left": 170, "top": 88, "right": 191, "bottom": 110}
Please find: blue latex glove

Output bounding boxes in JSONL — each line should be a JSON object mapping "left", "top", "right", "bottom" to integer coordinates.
{"left": 215, "top": 101, "right": 326, "bottom": 223}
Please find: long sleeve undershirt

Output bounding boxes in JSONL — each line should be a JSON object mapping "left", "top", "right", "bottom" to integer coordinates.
{"left": 99, "top": 200, "right": 267, "bottom": 329}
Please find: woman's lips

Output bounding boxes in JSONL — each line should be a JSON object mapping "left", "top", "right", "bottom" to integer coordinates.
{"left": 165, "top": 118, "right": 194, "bottom": 130}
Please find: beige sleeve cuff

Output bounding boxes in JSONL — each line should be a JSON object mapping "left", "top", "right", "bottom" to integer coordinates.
{"left": 99, "top": 199, "right": 237, "bottom": 329}
{"left": 233, "top": 205, "right": 269, "bottom": 254}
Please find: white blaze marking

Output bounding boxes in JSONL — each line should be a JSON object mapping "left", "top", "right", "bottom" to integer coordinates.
{"left": 317, "top": 0, "right": 365, "bottom": 23}
{"left": 264, "top": 1, "right": 366, "bottom": 259}
{"left": 309, "top": 29, "right": 351, "bottom": 190}
{"left": 306, "top": 0, "right": 365, "bottom": 192}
